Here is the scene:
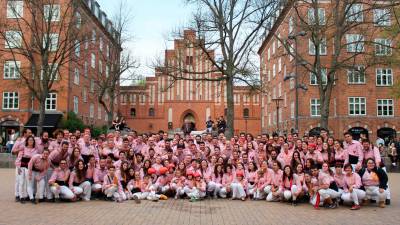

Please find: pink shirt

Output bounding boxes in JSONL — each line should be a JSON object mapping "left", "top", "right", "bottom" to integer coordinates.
{"left": 28, "top": 154, "right": 50, "bottom": 179}
{"left": 361, "top": 170, "right": 380, "bottom": 187}
{"left": 48, "top": 149, "right": 69, "bottom": 168}
{"left": 334, "top": 148, "right": 346, "bottom": 161}
{"left": 222, "top": 173, "right": 235, "bottom": 186}
{"left": 344, "top": 140, "right": 364, "bottom": 165}
{"left": 271, "top": 170, "right": 283, "bottom": 187}
{"left": 277, "top": 150, "right": 293, "bottom": 167}
{"left": 343, "top": 173, "right": 362, "bottom": 191}
{"left": 94, "top": 167, "right": 108, "bottom": 183}
{"left": 305, "top": 151, "right": 323, "bottom": 164}
{"left": 48, "top": 140, "right": 63, "bottom": 152}
{"left": 49, "top": 168, "right": 70, "bottom": 183}
{"left": 334, "top": 173, "right": 345, "bottom": 188}
{"left": 363, "top": 147, "right": 381, "bottom": 165}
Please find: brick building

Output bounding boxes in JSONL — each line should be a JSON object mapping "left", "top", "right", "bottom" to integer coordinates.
{"left": 0, "top": 0, "right": 120, "bottom": 140}
{"left": 259, "top": 0, "right": 399, "bottom": 142}
{"left": 119, "top": 30, "right": 261, "bottom": 135}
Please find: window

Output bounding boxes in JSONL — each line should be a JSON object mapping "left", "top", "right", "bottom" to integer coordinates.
{"left": 310, "top": 69, "right": 327, "bottom": 85}
{"left": 43, "top": 33, "right": 59, "bottom": 52}
{"left": 99, "top": 37, "right": 103, "bottom": 51}
{"left": 5, "top": 31, "right": 22, "bottom": 48}
{"left": 83, "top": 87, "right": 87, "bottom": 103}
{"left": 44, "top": 4, "right": 60, "bottom": 22}
{"left": 91, "top": 53, "right": 96, "bottom": 68}
{"left": 84, "top": 36, "right": 89, "bottom": 50}
{"left": 346, "top": 4, "right": 363, "bottom": 22}
{"left": 84, "top": 61, "right": 88, "bottom": 77}
{"left": 89, "top": 103, "right": 94, "bottom": 118}
{"left": 2, "top": 92, "right": 19, "bottom": 110}
{"left": 98, "top": 106, "right": 102, "bottom": 119}
{"left": 348, "top": 97, "right": 366, "bottom": 115}
{"left": 347, "top": 66, "right": 365, "bottom": 84}
{"left": 74, "top": 40, "right": 80, "bottom": 57}
{"left": 7, "top": 1, "right": 23, "bottom": 18}
{"left": 106, "top": 45, "right": 110, "bottom": 59}
{"left": 377, "top": 99, "right": 393, "bottom": 117}
{"left": 149, "top": 108, "right": 155, "bottom": 117}
{"left": 308, "top": 8, "right": 326, "bottom": 25}
{"left": 130, "top": 108, "right": 136, "bottom": 117}
{"left": 90, "top": 79, "right": 95, "bottom": 92}
{"left": 74, "top": 68, "right": 80, "bottom": 85}
{"left": 45, "top": 93, "right": 57, "bottom": 110}
{"left": 278, "top": 58, "right": 282, "bottom": 72}
{"left": 288, "top": 16, "right": 294, "bottom": 34}
{"left": 346, "top": 34, "right": 364, "bottom": 53}
{"left": 290, "top": 102, "right": 295, "bottom": 119}
{"left": 243, "top": 108, "right": 250, "bottom": 118}
{"left": 375, "top": 38, "right": 392, "bottom": 56}
{"left": 310, "top": 99, "right": 320, "bottom": 116}
{"left": 309, "top": 38, "right": 327, "bottom": 55}
{"left": 272, "top": 41, "right": 276, "bottom": 55}
{"left": 4, "top": 61, "right": 21, "bottom": 79}
{"left": 186, "top": 56, "right": 193, "bottom": 66}
{"left": 273, "top": 64, "right": 276, "bottom": 77}
{"left": 40, "top": 64, "right": 59, "bottom": 80}
{"left": 73, "top": 96, "right": 79, "bottom": 114}
{"left": 374, "top": 9, "right": 391, "bottom": 26}
{"left": 99, "top": 60, "right": 102, "bottom": 74}
{"left": 105, "top": 65, "right": 110, "bottom": 78}
{"left": 376, "top": 68, "right": 393, "bottom": 86}
{"left": 75, "top": 12, "right": 81, "bottom": 28}
{"left": 92, "top": 30, "right": 96, "bottom": 44}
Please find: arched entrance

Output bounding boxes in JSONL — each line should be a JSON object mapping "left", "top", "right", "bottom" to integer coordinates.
{"left": 348, "top": 127, "right": 369, "bottom": 141}
{"left": 180, "top": 110, "right": 199, "bottom": 133}
{"left": 377, "top": 128, "right": 396, "bottom": 146}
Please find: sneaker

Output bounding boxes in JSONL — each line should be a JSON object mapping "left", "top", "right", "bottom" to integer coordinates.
{"left": 350, "top": 205, "right": 360, "bottom": 210}
{"left": 241, "top": 197, "right": 246, "bottom": 201}
{"left": 329, "top": 203, "right": 337, "bottom": 209}
{"left": 133, "top": 195, "right": 141, "bottom": 204}
{"left": 55, "top": 198, "right": 61, "bottom": 203}
{"left": 292, "top": 200, "right": 298, "bottom": 206}
{"left": 392, "top": 163, "right": 396, "bottom": 166}
{"left": 379, "top": 201, "right": 385, "bottom": 208}
{"left": 31, "top": 199, "right": 37, "bottom": 205}
{"left": 160, "top": 194, "right": 168, "bottom": 200}
{"left": 15, "top": 196, "right": 20, "bottom": 202}
{"left": 385, "top": 199, "right": 391, "bottom": 205}
{"left": 190, "top": 197, "right": 197, "bottom": 202}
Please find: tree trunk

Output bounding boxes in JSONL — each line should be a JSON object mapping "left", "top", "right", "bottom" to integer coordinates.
{"left": 225, "top": 77, "right": 235, "bottom": 139}
{"left": 319, "top": 91, "right": 331, "bottom": 130}
{"left": 107, "top": 90, "right": 115, "bottom": 128}
{"left": 37, "top": 96, "right": 47, "bottom": 136}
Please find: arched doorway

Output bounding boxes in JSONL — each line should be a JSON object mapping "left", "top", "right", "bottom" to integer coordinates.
{"left": 377, "top": 128, "right": 396, "bottom": 146}
{"left": 181, "top": 112, "right": 197, "bottom": 134}
{"left": 183, "top": 113, "right": 196, "bottom": 125}
{"left": 348, "top": 127, "right": 369, "bottom": 141}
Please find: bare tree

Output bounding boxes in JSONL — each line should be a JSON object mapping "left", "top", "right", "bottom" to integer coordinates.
{"left": 0, "top": 0, "right": 86, "bottom": 135}
{"left": 278, "top": 0, "right": 400, "bottom": 130}
{"left": 155, "top": 0, "right": 279, "bottom": 138}
{"left": 94, "top": 0, "right": 138, "bottom": 128}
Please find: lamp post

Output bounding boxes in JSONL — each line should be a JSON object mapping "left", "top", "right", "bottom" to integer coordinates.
{"left": 272, "top": 98, "right": 284, "bottom": 134}
{"left": 286, "top": 31, "right": 307, "bottom": 133}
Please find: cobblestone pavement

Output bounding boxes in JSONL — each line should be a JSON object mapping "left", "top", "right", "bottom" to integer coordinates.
{"left": 0, "top": 169, "right": 399, "bottom": 225}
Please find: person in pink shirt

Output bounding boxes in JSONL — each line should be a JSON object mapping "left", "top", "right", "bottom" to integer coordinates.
{"left": 266, "top": 161, "right": 282, "bottom": 202}
{"left": 16, "top": 136, "right": 38, "bottom": 203}
{"left": 333, "top": 162, "right": 345, "bottom": 197}
{"left": 333, "top": 140, "right": 346, "bottom": 164}
{"left": 341, "top": 164, "right": 365, "bottom": 210}
{"left": 170, "top": 170, "right": 186, "bottom": 199}
{"left": 48, "top": 130, "right": 64, "bottom": 152}
{"left": 220, "top": 164, "right": 235, "bottom": 198}
{"left": 231, "top": 170, "right": 247, "bottom": 201}
{"left": 69, "top": 160, "right": 91, "bottom": 201}
{"left": 361, "top": 139, "right": 381, "bottom": 167}
{"left": 246, "top": 161, "right": 257, "bottom": 198}
{"left": 317, "top": 163, "right": 340, "bottom": 208}
{"left": 277, "top": 143, "right": 293, "bottom": 167}
{"left": 48, "top": 159, "right": 74, "bottom": 201}
{"left": 280, "top": 165, "right": 301, "bottom": 205}
{"left": 79, "top": 134, "right": 97, "bottom": 164}
{"left": 102, "top": 165, "right": 124, "bottom": 202}
{"left": 186, "top": 172, "right": 207, "bottom": 202}
{"left": 27, "top": 149, "right": 50, "bottom": 204}
{"left": 343, "top": 132, "right": 364, "bottom": 170}
{"left": 207, "top": 164, "right": 224, "bottom": 198}
{"left": 155, "top": 167, "right": 170, "bottom": 194}
{"left": 92, "top": 158, "right": 108, "bottom": 197}
{"left": 305, "top": 144, "right": 323, "bottom": 167}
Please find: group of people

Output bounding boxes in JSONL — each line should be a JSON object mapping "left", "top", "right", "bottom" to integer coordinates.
{"left": 206, "top": 116, "right": 227, "bottom": 134}
{"left": 11, "top": 127, "right": 391, "bottom": 210}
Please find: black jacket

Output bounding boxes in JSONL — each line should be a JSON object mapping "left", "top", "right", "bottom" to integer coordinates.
{"left": 358, "top": 167, "right": 388, "bottom": 190}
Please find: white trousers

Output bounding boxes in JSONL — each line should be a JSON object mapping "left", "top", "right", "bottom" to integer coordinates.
{"left": 318, "top": 188, "right": 340, "bottom": 200}
{"left": 50, "top": 185, "right": 75, "bottom": 200}
{"left": 341, "top": 189, "right": 366, "bottom": 205}
{"left": 27, "top": 171, "right": 45, "bottom": 200}
{"left": 184, "top": 187, "right": 205, "bottom": 199}
{"left": 231, "top": 183, "right": 246, "bottom": 199}
{"left": 72, "top": 181, "right": 92, "bottom": 201}
{"left": 207, "top": 182, "right": 222, "bottom": 197}
{"left": 104, "top": 186, "right": 126, "bottom": 201}
{"left": 365, "top": 186, "right": 387, "bottom": 202}
{"left": 17, "top": 167, "right": 28, "bottom": 198}
{"left": 92, "top": 183, "right": 102, "bottom": 192}
{"left": 45, "top": 168, "right": 53, "bottom": 199}
{"left": 281, "top": 185, "right": 299, "bottom": 201}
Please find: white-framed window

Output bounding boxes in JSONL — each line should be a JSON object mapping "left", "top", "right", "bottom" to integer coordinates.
{"left": 97, "top": 106, "right": 102, "bottom": 119}
{"left": 4, "top": 61, "right": 21, "bottom": 79}
{"left": 347, "top": 66, "right": 365, "bottom": 84}
{"left": 74, "top": 68, "right": 80, "bottom": 85}
{"left": 84, "top": 36, "right": 89, "bottom": 50}
{"left": 74, "top": 40, "right": 80, "bottom": 57}
{"left": 267, "top": 70, "right": 271, "bottom": 82}
{"left": 278, "top": 82, "right": 282, "bottom": 97}
{"left": 348, "top": 97, "right": 366, "bottom": 116}
{"left": 272, "top": 64, "right": 276, "bottom": 77}
{"left": 272, "top": 87, "right": 276, "bottom": 99}
{"left": 40, "top": 63, "right": 59, "bottom": 80}
{"left": 374, "top": 9, "right": 391, "bottom": 26}
{"left": 90, "top": 79, "right": 95, "bottom": 92}
{"left": 7, "top": 1, "right": 23, "bottom": 18}
{"left": 43, "top": 33, "right": 59, "bottom": 52}
{"left": 277, "top": 33, "right": 281, "bottom": 48}
{"left": 99, "top": 37, "right": 103, "bottom": 51}
{"left": 44, "top": 4, "right": 60, "bottom": 22}
{"left": 272, "top": 41, "right": 276, "bottom": 55}
{"left": 267, "top": 48, "right": 271, "bottom": 61}
{"left": 310, "top": 68, "right": 327, "bottom": 85}
{"left": 310, "top": 99, "right": 321, "bottom": 117}
{"left": 106, "top": 45, "right": 110, "bottom": 59}
{"left": 346, "top": 4, "right": 363, "bottom": 22}
{"left": 290, "top": 101, "right": 295, "bottom": 119}
{"left": 45, "top": 93, "right": 57, "bottom": 111}
{"left": 92, "top": 30, "right": 96, "bottom": 44}
{"left": 308, "top": 8, "right": 326, "bottom": 25}
{"left": 91, "top": 53, "right": 96, "bottom": 68}
{"left": 288, "top": 16, "right": 294, "bottom": 34}
{"left": 84, "top": 61, "right": 88, "bottom": 77}
{"left": 5, "top": 31, "right": 22, "bottom": 48}
{"left": 375, "top": 38, "right": 392, "bottom": 56}
{"left": 289, "top": 78, "right": 295, "bottom": 90}
{"left": 289, "top": 42, "right": 295, "bottom": 61}
{"left": 278, "top": 58, "right": 282, "bottom": 72}
{"left": 377, "top": 99, "right": 393, "bottom": 117}
{"left": 376, "top": 68, "right": 393, "bottom": 86}
{"left": 83, "top": 87, "right": 87, "bottom": 103}
{"left": 89, "top": 103, "right": 94, "bottom": 118}
{"left": 75, "top": 12, "right": 81, "bottom": 28}
{"left": 105, "top": 65, "right": 110, "bottom": 78}
{"left": 2, "top": 92, "right": 19, "bottom": 109}
{"left": 73, "top": 96, "right": 79, "bottom": 114}
{"left": 346, "top": 34, "right": 364, "bottom": 53}
{"left": 309, "top": 38, "right": 327, "bottom": 55}
{"left": 99, "top": 60, "right": 103, "bottom": 74}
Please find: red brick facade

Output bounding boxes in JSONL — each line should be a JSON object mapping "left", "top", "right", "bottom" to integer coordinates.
{"left": 0, "top": 0, "right": 120, "bottom": 136}
{"left": 119, "top": 31, "right": 262, "bottom": 135}
{"left": 259, "top": 1, "right": 399, "bottom": 141}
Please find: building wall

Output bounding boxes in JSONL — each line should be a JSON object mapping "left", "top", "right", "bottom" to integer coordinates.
{"left": 259, "top": 1, "right": 400, "bottom": 140}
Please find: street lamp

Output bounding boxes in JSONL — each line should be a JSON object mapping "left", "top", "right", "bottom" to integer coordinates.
{"left": 272, "top": 98, "right": 284, "bottom": 134}
{"left": 285, "top": 30, "right": 307, "bottom": 133}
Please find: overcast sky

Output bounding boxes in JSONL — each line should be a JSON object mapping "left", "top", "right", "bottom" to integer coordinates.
{"left": 97, "top": 0, "right": 193, "bottom": 77}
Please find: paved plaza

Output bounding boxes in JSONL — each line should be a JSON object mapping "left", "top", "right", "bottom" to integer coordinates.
{"left": 0, "top": 169, "right": 399, "bottom": 225}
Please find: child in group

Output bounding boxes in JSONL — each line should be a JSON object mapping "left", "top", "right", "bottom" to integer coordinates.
{"left": 231, "top": 170, "right": 247, "bottom": 201}
{"left": 253, "top": 170, "right": 266, "bottom": 200}
{"left": 187, "top": 172, "right": 206, "bottom": 202}
{"left": 155, "top": 167, "right": 170, "bottom": 194}
{"left": 147, "top": 168, "right": 168, "bottom": 201}
{"left": 208, "top": 164, "right": 224, "bottom": 198}
{"left": 170, "top": 170, "right": 186, "bottom": 199}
